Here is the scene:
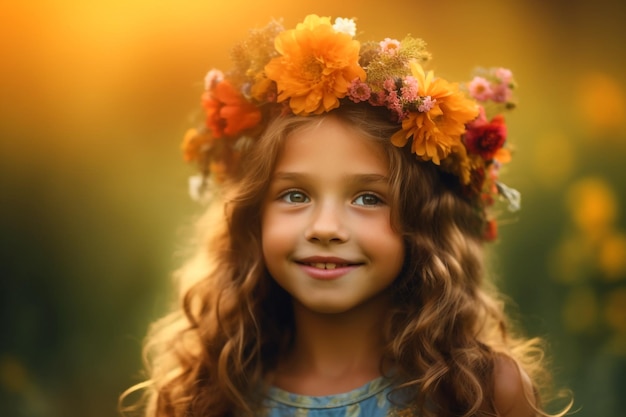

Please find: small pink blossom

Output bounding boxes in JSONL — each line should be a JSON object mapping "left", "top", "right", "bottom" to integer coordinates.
{"left": 347, "top": 78, "right": 372, "bottom": 103}
{"left": 417, "top": 96, "right": 436, "bottom": 112}
{"left": 468, "top": 76, "right": 493, "bottom": 101}
{"left": 379, "top": 38, "right": 401, "bottom": 55}
{"left": 401, "top": 76, "right": 418, "bottom": 101}
{"left": 386, "top": 90, "right": 400, "bottom": 106}
{"left": 385, "top": 91, "right": 403, "bottom": 118}
{"left": 383, "top": 78, "right": 397, "bottom": 92}
{"left": 494, "top": 67, "right": 513, "bottom": 84}
{"left": 368, "top": 91, "right": 386, "bottom": 106}
{"left": 471, "top": 105, "right": 488, "bottom": 125}
{"left": 204, "top": 69, "right": 224, "bottom": 90}
{"left": 491, "top": 84, "right": 512, "bottom": 103}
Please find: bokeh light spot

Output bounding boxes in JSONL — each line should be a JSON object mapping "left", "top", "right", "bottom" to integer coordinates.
{"left": 577, "top": 72, "right": 626, "bottom": 136}
{"left": 0, "top": 355, "right": 29, "bottom": 394}
{"left": 562, "top": 287, "right": 598, "bottom": 333}
{"left": 598, "top": 233, "right": 626, "bottom": 281}
{"left": 566, "top": 177, "right": 618, "bottom": 242}
{"left": 549, "top": 236, "right": 593, "bottom": 284}
{"left": 604, "top": 288, "right": 626, "bottom": 333}
{"left": 531, "top": 131, "right": 575, "bottom": 189}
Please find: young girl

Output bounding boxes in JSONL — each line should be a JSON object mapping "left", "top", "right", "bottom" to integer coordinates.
{"left": 124, "top": 15, "right": 571, "bottom": 417}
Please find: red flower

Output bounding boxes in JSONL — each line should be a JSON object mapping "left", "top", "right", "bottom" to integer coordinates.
{"left": 202, "top": 79, "right": 262, "bottom": 138}
{"left": 464, "top": 115, "right": 507, "bottom": 160}
{"left": 483, "top": 219, "right": 498, "bottom": 241}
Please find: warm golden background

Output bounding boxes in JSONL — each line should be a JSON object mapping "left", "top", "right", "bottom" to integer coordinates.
{"left": 1, "top": 0, "right": 625, "bottom": 416}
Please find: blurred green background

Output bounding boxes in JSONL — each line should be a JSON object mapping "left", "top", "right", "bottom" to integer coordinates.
{"left": 1, "top": 0, "right": 625, "bottom": 416}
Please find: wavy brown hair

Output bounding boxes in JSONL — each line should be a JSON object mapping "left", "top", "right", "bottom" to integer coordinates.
{"left": 121, "top": 103, "right": 570, "bottom": 417}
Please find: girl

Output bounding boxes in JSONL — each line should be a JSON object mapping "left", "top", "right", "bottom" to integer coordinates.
{"left": 124, "top": 15, "right": 571, "bottom": 417}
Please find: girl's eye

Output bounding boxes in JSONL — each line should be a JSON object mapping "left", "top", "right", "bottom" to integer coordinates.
{"left": 353, "top": 193, "right": 382, "bottom": 206}
{"left": 281, "top": 191, "right": 309, "bottom": 204}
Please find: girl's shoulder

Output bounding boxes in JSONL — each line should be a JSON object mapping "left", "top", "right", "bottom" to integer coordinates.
{"left": 491, "top": 355, "right": 536, "bottom": 417}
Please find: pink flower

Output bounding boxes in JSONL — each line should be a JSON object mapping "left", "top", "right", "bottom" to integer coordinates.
{"left": 474, "top": 105, "right": 487, "bottom": 124}
{"left": 401, "top": 76, "right": 418, "bottom": 101}
{"left": 494, "top": 67, "right": 513, "bottom": 84}
{"left": 368, "top": 91, "right": 386, "bottom": 106}
{"left": 417, "top": 96, "right": 436, "bottom": 112}
{"left": 383, "top": 78, "right": 397, "bottom": 92}
{"left": 348, "top": 78, "right": 372, "bottom": 103}
{"left": 468, "top": 76, "right": 493, "bottom": 101}
{"left": 384, "top": 91, "right": 404, "bottom": 119}
{"left": 379, "top": 38, "right": 401, "bottom": 55}
{"left": 491, "top": 83, "right": 512, "bottom": 103}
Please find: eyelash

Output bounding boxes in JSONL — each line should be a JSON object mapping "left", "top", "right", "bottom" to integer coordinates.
{"left": 279, "top": 190, "right": 310, "bottom": 204}
{"left": 278, "top": 190, "right": 384, "bottom": 206}
{"left": 353, "top": 193, "right": 384, "bottom": 206}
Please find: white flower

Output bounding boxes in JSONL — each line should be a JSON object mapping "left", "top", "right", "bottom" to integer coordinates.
{"left": 188, "top": 174, "right": 211, "bottom": 203}
{"left": 204, "top": 69, "right": 224, "bottom": 90}
{"left": 496, "top": 182, "right": 521, "bottom": 212}
{"left": 333, "top": 17, "right": 356, "bottom": 36}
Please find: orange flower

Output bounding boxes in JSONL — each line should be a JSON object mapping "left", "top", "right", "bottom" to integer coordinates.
{"left": 202, "top": 79, "right": 262, "bottom": 138}
{"left": 264, "top": 14, "right": 366, "bottom": 115}
{"left": 181, "top": 128, "right": 213, "bottom": 163}
{"left": 493, "top": 147, "right": 511, "bottom": 164}
{"left": 391, "top": 62, "right": 478, "bottom": 174}
{"left": 250, "top": 74, "right": 276, "bottom": 102}
{"left": 440, "top": 142, "right": 474, "bottom": 185}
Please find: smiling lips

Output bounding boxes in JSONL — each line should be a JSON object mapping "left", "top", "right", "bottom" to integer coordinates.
{"left": 306, "top": 262, "right": 342, "bottom": 270}
{"left": 296, "top": 257, "right": 362, "bottom": 279}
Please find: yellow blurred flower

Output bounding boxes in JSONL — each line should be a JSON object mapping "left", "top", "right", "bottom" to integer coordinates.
{"left": 264, "top": 14, "right": 365, "bottom": 115}
{"left": 391, "top": 62, "right": 478, "bottom": 182}
{"left": 549, "top": 235, "right": 594, "bottom": 284}
{"left": 566, "top": 177, "right": 618, "bottom": 242}
{"left": 0, "top": 355, "right": 29, "bottom": 394}
{"left": 604, "top": 288, "right": 626, "bottom": 333}
{"left": 577, "top": 72, "right": 626, "bottom": 135}
{"left": 531, "top": 131, "right": 575, "bottom": 189}
{"left": 562, "top": 286, "right": 598, "bottom": 333}
{"left": 598, "top": 232, "right": 626, "bottom": 280}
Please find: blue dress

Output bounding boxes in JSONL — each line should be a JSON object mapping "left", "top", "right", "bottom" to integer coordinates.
{"left": 261, "top": 376, "right": 413, "bottom": 417}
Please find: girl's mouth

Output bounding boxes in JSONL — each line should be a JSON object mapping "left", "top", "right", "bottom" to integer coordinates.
{"left": 306, "top": 262, "right": 342, "bottom": 270}
{"left": 296, "top": 261, "right": 360, "bottom": 280}
{"left": 297, "top": 261, "right": 360, "bottom": 269}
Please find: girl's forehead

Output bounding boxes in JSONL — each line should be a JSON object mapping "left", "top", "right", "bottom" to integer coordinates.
{"left": 275, "top": 116, "right": 389, "bottom": 176}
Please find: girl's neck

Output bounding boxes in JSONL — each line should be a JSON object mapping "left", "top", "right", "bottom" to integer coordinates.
{"left": 269, "top": 291, "right": 392, "bottom": 396}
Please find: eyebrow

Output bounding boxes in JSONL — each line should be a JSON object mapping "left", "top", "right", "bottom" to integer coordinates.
{"left": 271, "top": 172, "right": 390, "bottom": 185}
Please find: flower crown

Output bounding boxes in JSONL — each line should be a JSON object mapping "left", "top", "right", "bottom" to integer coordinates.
{"left": 181, "top": 14, "right": 520, "bottom": 240}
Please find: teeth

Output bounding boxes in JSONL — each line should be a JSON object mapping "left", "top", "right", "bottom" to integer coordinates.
{"left": 311, "top": 262, "right": 339, "bottom": 269}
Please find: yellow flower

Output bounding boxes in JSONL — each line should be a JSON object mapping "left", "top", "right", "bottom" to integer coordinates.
{"left": 264, "top": 14, "right": 366, "bottom": 115}
{"left": 391, "top": 62, "right": 479, "bottom": 178}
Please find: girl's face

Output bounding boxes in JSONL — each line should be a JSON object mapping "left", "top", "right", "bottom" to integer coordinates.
{"left": 261, "top": 116, "right": 405, "bottom": 315}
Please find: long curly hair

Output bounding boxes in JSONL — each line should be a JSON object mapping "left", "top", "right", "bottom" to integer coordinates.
{"left": 122, "top": 104, "right": 568, "bottom": 417}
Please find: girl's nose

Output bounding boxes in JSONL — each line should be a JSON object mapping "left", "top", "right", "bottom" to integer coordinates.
{"left": 304, "top": 201, "right": 349, "bottom": 244}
